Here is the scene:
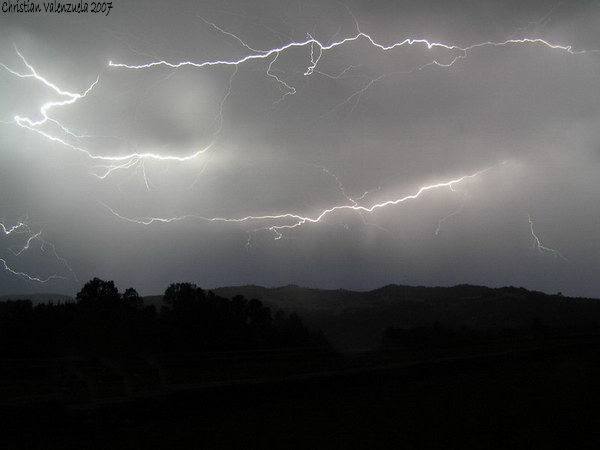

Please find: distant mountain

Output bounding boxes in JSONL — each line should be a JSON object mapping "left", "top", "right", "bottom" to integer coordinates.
{"left": 0, "top": 293, "right": 73, "bottom": 304}
{"left": 213, "top": 283, "right": 599, "bottom": 314}
{"left": 6, "top": 285, "right": 600, "bottom": 351}
{"left": 213, "top": 284, "right": 368, "bottom": 312}
{"left": 212, "top": 284, "right": 600, "bottom": 350}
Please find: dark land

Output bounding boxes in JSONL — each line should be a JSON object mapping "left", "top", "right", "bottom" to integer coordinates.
{"left": 2, "top": 281, "right": 600, "bottom": 448}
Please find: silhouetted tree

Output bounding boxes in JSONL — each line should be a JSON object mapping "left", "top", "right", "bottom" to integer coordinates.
{"left": 76, "top": 277, "right": 120, "bottom": 305}
{"left": 123, "top": 287, "right": 143, "bottom": 309}
{"left": 0, "top": 278, "right": 327, "bottom": 359}
{"left": 163, "top": 282, "right": 205, "bottom": 310}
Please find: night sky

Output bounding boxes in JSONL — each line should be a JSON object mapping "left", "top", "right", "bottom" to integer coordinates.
{"left": 1, "top": 0, "right": 599, "bottom": 297}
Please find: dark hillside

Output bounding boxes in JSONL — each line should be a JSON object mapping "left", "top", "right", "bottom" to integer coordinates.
{"left": 213, "top": 284, "right": 600, "bottom": 350}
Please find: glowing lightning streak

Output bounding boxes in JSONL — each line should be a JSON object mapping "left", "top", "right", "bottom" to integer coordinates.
{"left": 306, "top": 164, "right": 363, "bottom": 231}
{"left": 309, "top": 164, "right": 383, "bottom": 232}
{"left": 264, "top": 165, "right": 495, "bottom": 237}
{"left": 109, "top": 33, "right": 594, "bottom": 72}
{"left": 315, "top": 64, "right": 364, "bottom": 80}
{"left": 103, "top": 163, "right": 497, "bottom": 241}
{"left": 266, "top": 52, "right": 296, "bottom": 103}
{"left": 527, "top": 214, "right": 568, "bottom": 261}
{"left": 1, "top": 47, "right": 100, "bottom": 138}
{"left": 0, "top": 221, "right": 27, "bottom": 235}
{"left": 2, "top": 25, "right": 595, "bottom": 173}
{"left": 11, "top": 231, "right": 42, "bottom": 256}
{"left": 0, "top": 259, "right": 65, "bottom": 283}
{"left": 198, "top": 16, "right": 269, "bottom": 54}
{"left": 0, "top": 17, "right": 585, "bottom": 280}
{"left": 109, "top": 22, "right": 597, "bottom": 120}
{"left": 39, "top": 239, "right": 78, "bottom": 282}
{"left": 189, "top": 65, "right": 238, "bottom": 189}
{"left": 1, "top": 219, "right": 71, "bottom": 283}
{"left": 435, "top": 192, "right": 470, "bottom": 236}
{"left": 312, "top": 164, "right": 358, "bottom": 205}
{"left": 1, "top": 48, "right": 214, "bottom": 168}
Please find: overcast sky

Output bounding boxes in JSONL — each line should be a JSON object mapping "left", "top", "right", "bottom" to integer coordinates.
{"left": 1, "top": 0, "right": 599, "bottom": 297}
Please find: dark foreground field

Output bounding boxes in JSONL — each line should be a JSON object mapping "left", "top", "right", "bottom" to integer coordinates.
{"left": 3, "top": 335, "right": 600, "bottom": 449}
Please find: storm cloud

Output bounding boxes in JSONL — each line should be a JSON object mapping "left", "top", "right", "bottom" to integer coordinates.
{"left": 1, "top": 0, "right": 599, "bottom": 297}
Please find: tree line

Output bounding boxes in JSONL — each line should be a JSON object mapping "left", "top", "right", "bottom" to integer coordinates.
{"left": 0, "top": 278, "right": 328, "bottom": 358}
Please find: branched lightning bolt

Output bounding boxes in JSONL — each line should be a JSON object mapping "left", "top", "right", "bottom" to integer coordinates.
{"left": 310, "top": 163, "right": 383, "bottom": 231}
{"left": 0, "top": 13, "right": 591, "bottom": 281}
{"left": 312, "top": 164, "right": 358, "bottom": 206}
{"left": 109, "top": 29, "right": 595, "bottom": 73}
{"left": 0, "top": 220, "right": 28, "bottom": 236}
{"left": 527, "top": 214, "right": 568, "bottom": 261}
{"left": 266, "top": 52, "right": 297, "bottom": 104}
{"left": 103, "top": 163, "right": 497, "bottom": 240}
{"left": 1, "top": 20, "right": 595, "bottom": 178}
{"left": 107, "top": 19, "right": 597, "bottom": 121}
{"left": 435, "top": 190, "right": 470, "bottom": 236}
{"left": 11, "top": 230, "right": 42, "bottom": 256}
{"left": 198, "top": 15, "right": 269, "bottom": 54}
{"left": 1, "top": 46, "right": 100, "bottom": 138}
{"left": 0, "top": 259, "right": 65, "bottom": 283}
{"left": 314, "top": 64, "right": 364, "bottom": 80}
{"left": 0, "top": 218, "right": 73, "bottom": 283}
{"left": 39, "top": 239, "right": 79, "bottom": 282}
{"left": 0, "top": 47, "right": 215, "bottom": 175}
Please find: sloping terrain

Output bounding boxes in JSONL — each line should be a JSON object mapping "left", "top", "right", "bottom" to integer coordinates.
{"left": 214, "top": 284, "right": 600, "bottom": 350}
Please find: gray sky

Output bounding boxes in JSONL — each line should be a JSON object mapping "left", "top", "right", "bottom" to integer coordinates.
{"left": 1, "top": 0, "right": 599, "bottom": 297}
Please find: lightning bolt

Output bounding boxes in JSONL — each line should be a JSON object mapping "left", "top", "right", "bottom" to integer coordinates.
{"left": 109, "top": 34, "right": 592, "bottom": 71}
{"left": 435, "top": 192, "right": 469, "bottom": 236}
{"left": 0, "top": 12, "right": 592, "bottom": 283}
{"left": 0, "top": 259, "right": 65, "bottom": 283}
{"left": 103, "top": 163, "right": 498, "bottom": 240}
{"left": 0, "top": 47, "right": 216, "bottom": 177}
{"left": 527, "top": 214, "right": 568, "bottom": 261}
{"left": 104, "top": 7, "right": 598, "bottom": 123}
{"left": 309, "top": 163, "right": 383, "bottom": 232}
{"left": 197, "top": 15, "right": 269, "bottom": 54}
{"left": 1, "top": 46, "right": 100, "bottom": 139}
{"left": 0, "top": 220, "right": 28, "bottom": 236}
{"left": 11, "top": 230, "right": 42, "bottom": 256}
{"left": 1, "top": 19, "right": 595, "bottom": 179}
{"left": 0, "top": 218, "right": 75, "bottom": 283}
